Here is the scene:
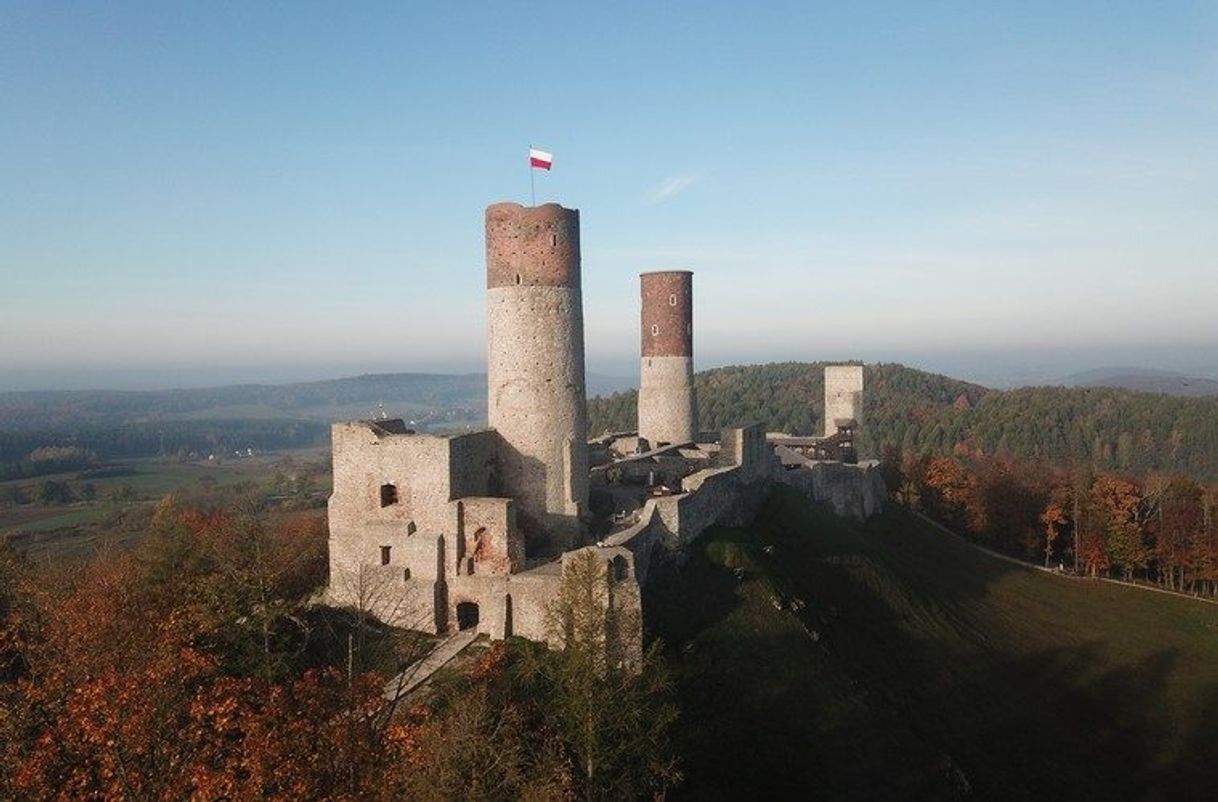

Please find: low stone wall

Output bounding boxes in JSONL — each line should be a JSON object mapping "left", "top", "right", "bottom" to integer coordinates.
{"left": 604, "top": 453, "right": 886, "bottom": 588}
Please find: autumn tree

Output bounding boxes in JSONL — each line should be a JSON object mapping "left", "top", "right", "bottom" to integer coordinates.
{"left": 1090, "top": 475, "right": 1148, "bottom": 580}
{"left": 523, "top": 549, "right": 681, "bottom": 801}
{"left": 1041, "top": 481, "right": 1072, "bottom": 569}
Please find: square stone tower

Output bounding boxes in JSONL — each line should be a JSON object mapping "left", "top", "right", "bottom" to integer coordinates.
{"left": 823, "top": 364, "right": 864, "bottom": 437}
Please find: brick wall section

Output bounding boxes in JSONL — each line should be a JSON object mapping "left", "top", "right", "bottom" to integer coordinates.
{"left": 486, "top": 202, "right": 581, "bottom": 288}
{"left": 639, "top": 271, "right": 697, "bottom": 446}
{"left": 640, "top": 270, "right": 692, "bottom": 357}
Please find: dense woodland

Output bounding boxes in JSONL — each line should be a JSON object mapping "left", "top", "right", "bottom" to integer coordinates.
{"left": 0, "top": 499, "right": 678, "bottom": 800}
{"left": 886, "top": 448, "right": 1218, "bottom": 595}
{"left": 588, "top": 362, "right": 1218, "bottom": 480}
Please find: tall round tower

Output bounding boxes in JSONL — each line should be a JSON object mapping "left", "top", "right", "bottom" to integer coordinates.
{"left": 638, "top": 270, "right": 697, "bottom": 448}
{"left": 485, "top": 202, "right": 588, "bottom": 554}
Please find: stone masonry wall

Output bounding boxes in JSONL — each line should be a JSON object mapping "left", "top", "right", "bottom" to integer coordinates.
{"left": 824, "top": 364, "right": 864, "bottom": 437}
{"left": 638, "top": 356, "right": 697, "bottom": 448}
{"left": 486, "top": 202, "right": 589, "bottom": 554}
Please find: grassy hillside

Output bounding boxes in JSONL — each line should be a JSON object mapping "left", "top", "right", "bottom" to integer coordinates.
{"left": 589, "top": 362, "right": 1218, "bottom": 479}
{"left": 650, "top": 487, "right": 1218, "bottom": 800}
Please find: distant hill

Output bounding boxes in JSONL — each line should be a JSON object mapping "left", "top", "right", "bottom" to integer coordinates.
{"left": 0, "top": 373, "right": 488, "bottom": 432}
{"left": 588, "top": 362, "right": 1218, "bottom": 480}
{"left": 0, "top": 371, "right": 636, "bottom": 432}
{"left": 1057, "top": 367, "right": 1218, "bottom": 397}
{"left": 6, "top": 362, "right": 1218, "bottom": 480}
{"left": 0, "top": 371, "right": 633, "bottom": 472}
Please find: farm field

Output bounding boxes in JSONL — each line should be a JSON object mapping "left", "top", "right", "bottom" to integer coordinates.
{"left": 653, "top": 488, "right": 1218, "bottom": 801}
{"left": 0, "top": 447, "right": 331, "bottom": 559}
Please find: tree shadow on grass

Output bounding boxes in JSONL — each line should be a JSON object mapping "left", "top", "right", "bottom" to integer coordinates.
{"left": 663, "top": 486, "right": 1218, "bottom": 801}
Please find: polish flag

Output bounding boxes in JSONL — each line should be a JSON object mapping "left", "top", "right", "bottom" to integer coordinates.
{"left": 529, "top": 148, "right": 553, "bottom": 170}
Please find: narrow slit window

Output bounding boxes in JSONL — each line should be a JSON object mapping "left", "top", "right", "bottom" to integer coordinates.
{"left": 669, "top": 294, "right": 677, "bottom": 306}
{"left": 651, "top": 324, "right": 659, "bottom": 336}
{"left": 380, "top": 545, "right": 391, "bottom": 566}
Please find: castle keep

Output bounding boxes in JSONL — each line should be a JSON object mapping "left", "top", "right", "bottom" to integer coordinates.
{"left": 485, "top": 202, "right": 588, "bottom": 554}
{"left": 326, "top": 201, "right": 885, "bottom": 647}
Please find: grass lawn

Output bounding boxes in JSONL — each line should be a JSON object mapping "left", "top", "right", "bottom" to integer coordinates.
{"left": 651, "top": 486, "right": 1218, "bottom": 801}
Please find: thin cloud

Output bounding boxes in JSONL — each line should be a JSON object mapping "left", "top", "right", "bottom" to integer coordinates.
{"left": 644, "top": 172, "right": 700, "bottom": 204}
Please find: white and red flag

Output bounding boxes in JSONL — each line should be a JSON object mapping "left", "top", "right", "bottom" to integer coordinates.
{"left": 529, "top": 148, "right": 553, "bottom": 170}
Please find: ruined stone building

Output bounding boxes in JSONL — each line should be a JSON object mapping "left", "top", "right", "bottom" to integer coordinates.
{"left": 326, "top": 201, "right": 885, "bottom": 646}
{"left": 824, "top": 364, "right": 864, "bottom": 437}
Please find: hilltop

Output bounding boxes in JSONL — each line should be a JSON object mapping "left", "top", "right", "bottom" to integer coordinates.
{"left": 654, "top": 487, "right": 1218, "bottom": 800}
{"left": 589, "top": 362, "right": 1218, "bottom": 480}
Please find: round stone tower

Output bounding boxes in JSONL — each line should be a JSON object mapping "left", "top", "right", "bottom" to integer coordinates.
{"left": 638, "top": 270, "right": 697, "bottom": 448}
{"left": 485, "top": 202, "right": 588, "bottom": 554}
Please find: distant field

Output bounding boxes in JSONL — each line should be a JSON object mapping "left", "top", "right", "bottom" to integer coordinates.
{"left": 0, "top": 448, "right": 331, "bottom": 559}
{"left": 652, "top": 488, "right": 1218, "bottom": 801}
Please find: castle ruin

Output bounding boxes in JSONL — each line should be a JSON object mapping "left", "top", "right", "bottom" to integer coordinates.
{"left": 326, "top": 201, "right": 885, "bottom": 648}
{"left": 824, "top": 364, "right": 864, "bottom": 437}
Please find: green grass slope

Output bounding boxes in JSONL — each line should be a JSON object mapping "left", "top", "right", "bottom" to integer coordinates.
{"left": 649, "top": 487, "right": 1218, "bottom": 801}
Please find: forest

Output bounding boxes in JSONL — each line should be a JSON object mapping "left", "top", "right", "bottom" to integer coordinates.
{"left": 885, "top": 448, "right": 1218, "bottom": 595}
{"left": 0, "top": 498, "right": 678, "bottom": 800}
{"left": 588, "top": 362, "right": 1218, "bottom": 480}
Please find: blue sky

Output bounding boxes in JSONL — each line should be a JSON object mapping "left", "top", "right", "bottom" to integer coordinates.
{"left": 2, "top": 1, "right": 1216, "bottom": 389}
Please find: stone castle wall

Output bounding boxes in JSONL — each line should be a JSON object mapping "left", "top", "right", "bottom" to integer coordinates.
{"left": 605, "top": 424, "right": 886, "bottom": 586}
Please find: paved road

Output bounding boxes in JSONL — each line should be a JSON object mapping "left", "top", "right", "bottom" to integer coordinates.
{"left": 382, "top": 629, "right": 480, "bottom": 702}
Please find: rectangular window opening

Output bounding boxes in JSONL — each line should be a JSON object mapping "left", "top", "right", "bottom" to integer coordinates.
{"left": 380, "top": 483, "right": 398, "bottom": 507}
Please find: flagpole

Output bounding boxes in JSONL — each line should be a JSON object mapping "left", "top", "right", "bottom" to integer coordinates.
{"left": 529, "top": 144, "right": 536, "bottom": 206}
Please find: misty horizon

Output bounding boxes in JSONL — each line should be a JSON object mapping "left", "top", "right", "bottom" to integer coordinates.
{"left": 4, "top": 339, "right": 1218, "bottom": 394}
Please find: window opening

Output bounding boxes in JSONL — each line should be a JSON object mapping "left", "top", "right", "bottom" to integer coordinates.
{"left": 380, "top": 484, "right": 398, "bottom": 507}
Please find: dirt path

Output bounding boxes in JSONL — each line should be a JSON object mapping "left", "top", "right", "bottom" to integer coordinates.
{"left": 909, "top": 509, "right": 1218, "bottom": 607}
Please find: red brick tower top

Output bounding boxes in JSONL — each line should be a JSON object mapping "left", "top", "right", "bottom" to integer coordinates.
{"left": 485, "top": 202, "right": 581, "bottom": 289}
{"left": 640, "top": 270, "right": 693, "bottom": 357}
